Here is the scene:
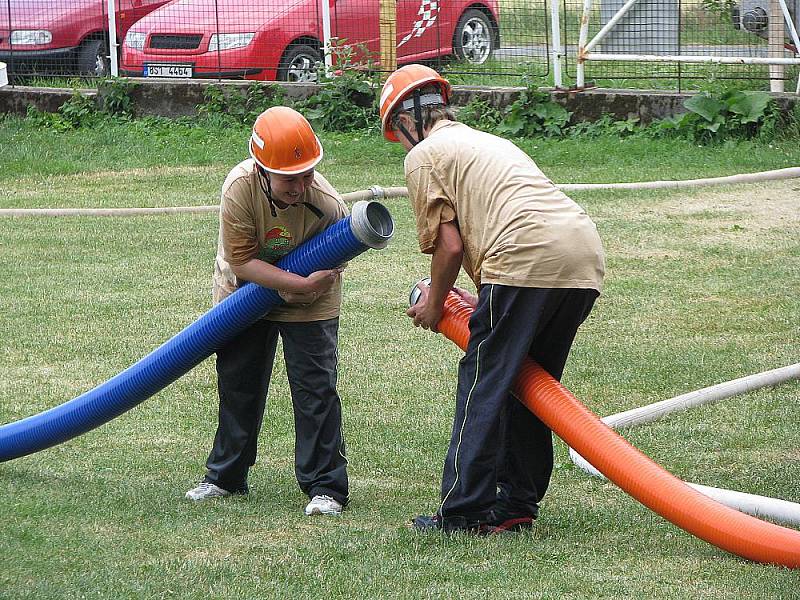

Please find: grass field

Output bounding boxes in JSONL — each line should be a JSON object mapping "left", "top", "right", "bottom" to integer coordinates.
{"left": 1, "top": 116, "right": 800, "bottom": 598}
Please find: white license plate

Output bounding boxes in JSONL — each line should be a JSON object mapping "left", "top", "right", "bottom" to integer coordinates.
{"left": 144, "top": 64, "right": 193, "bottom": 78}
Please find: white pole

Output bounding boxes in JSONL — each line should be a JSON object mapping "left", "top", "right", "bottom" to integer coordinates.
{"left": 107, "top": 0, "right": 118, "bottom": 77}
{"left": 778, "top": 0, "right": 800, "bottom": 50}
{"left": 577, "top": 0, "right": 594, "bottom": 88}
{"left": 550, "top": 0, "right": 563, "bottom": 88}
{"left": 777, "top": 0, "right": 800, "bottom": 93}
{"left": 769, "top": 0, "right": 785, "bottom": 91}
{"left": 585, "top": 52, "right": 800, "bottom": 65}
{"left": 321, "top": 0, "right": 333, "bottom": 76}
{"left": 584, "top": 0, "right": 639, "bottom": 53}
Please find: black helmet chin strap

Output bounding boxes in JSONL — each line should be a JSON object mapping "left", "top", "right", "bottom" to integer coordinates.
{"left": 257, "top": 166, "right": 278, "bottom": 217}
{"left": 397, "top": 121, "right": 419, "bottom": 148}
{"left": 412, "top": 88, "right": 425, "bottom": 141}
{"left": 256, "top": 165, "right": 323, "bottom": 220}
{"left": 397, "top": 88, "right": 444, "bottom": 148}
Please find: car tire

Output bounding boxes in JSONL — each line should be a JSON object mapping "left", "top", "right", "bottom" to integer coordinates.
{"left": 277, "top": 44, "right": 322, "bottom": 83}
{"left": 453, "top": 9, "right": 495, "bottom": 65}
{"left": 77, "top": 38, "right": 111, "bottom": 77}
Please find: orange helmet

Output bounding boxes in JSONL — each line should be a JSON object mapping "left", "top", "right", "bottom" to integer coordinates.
{"left": 380, "top": 64, "right": 451, "bottom": 142}
{"left": 249, "top": 106, "right": 323, "bottom": 175}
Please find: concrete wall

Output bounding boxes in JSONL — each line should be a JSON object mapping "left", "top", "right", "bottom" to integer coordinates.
{"left": 1, "top": 79, "right": 798, "bottom": 124}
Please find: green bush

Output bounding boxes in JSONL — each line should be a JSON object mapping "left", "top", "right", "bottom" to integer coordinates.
{"left": 26, "top": 91, "right": 98, "bottom": 131}
{"left": 295, "top": 42, "right": 381, "bottom": 134}
{"left": 646, "top": 90, "right": 779, "bottom": 142}
{"left": 196, "top": 82, "right": 285, "bottom": 125}
{"left": 494, "top": 87, "right": 572, "bottom": 137}
{"left": 98, "top": 77, "right": 138, "bottom": 117}
{"left": 455, "top": 95, "right": 504, "bottom": 131}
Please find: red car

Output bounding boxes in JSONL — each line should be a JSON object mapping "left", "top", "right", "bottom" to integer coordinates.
{"left": 0, "top": 0, "right": 172, "bottom": 77}
{"left": 120, "top": 0, "right": 500, "bottom": 81}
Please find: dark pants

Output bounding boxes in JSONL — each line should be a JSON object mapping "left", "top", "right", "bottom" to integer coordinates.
{"left": 439, "top": 285, "right": 598, "bottom": 520}
{"left": 204, "top": 318, "right": 349, "bottom": 506}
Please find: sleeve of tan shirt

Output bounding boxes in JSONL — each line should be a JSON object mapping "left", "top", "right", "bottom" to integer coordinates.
{"left": 405, "top": 163, "right": 456, "bottom": 255}
{"left": 219, "top": 177, "right": 259, "bottom": 267}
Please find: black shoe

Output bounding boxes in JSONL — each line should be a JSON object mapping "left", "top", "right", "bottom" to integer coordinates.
{"left": 482, "top": 505, "right": 538, "bottom": 533}
{"left": 410, "top": 514, "right": 484, "bottom": 534}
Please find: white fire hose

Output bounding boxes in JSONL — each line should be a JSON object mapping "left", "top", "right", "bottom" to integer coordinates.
{"left": 570, "top": 364, "right": 800, "bottom": 525}
{"left": 1, "top": 169, "right": 798, "bottom": 217}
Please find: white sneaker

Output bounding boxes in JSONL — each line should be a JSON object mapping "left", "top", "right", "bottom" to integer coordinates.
{"left": 185, "top": 482, "right": 231, "bottom": 501}
{"left": 304, "top": 494, "right": 343, "bottom": 516}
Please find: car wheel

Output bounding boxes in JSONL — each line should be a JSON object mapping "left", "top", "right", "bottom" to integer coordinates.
{"left": 77, "top": 38, "right": 111, "bottom": 77}
{"left": 453, "top": 9, "right": 495, "bottom": 65}
{"left": 277, "top": 44, "right": 322, "bottom": 83}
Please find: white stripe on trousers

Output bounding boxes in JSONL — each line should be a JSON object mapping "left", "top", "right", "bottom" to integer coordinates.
{"left": 439, "top": 285, "right": 495, "bottom": 516}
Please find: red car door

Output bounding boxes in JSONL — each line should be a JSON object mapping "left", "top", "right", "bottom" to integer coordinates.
{"left": 396, "top": 0, "right": 447, "bottom": 62}
{"left": 330, "top": 0, "right": 378, "bottom": 63}
{"left": 330, "top": 0, "right": 448, "bottom": 67}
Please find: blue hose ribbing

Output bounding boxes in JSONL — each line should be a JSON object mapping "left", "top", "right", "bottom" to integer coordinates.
{"left": 0, "top": 215, "right": 372, "bottom": 461}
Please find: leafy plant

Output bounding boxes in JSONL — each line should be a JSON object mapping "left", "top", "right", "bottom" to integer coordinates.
{"left": 98, "top": 77, "right": 138, "bottom": 117}
{"left": 295, "top": 41, "right": 380, "bottom": 133}
{"left": 456, "top": 95, "right": 503, "bottom": 131}
{"left": 568, "top": 114, "right": 641, "bottom": 138}
{"left": 494, "top": 87, "right": 572, "bottom": 137}
{"left": 647, "top": 89, "right": 777, "bottom": 142}
{"left": 196, "top": 82, "right": 285, "bottom": 125}
{"left": 25, "top": 91, "right": 99, "bottom": 131}
{"left": 24, "top": 78, "right": 138, "bottom": 131}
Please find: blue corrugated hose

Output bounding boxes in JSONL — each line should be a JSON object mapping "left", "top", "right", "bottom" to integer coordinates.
{"left": 0, "top": 201, "right": 393, "bottom": 461}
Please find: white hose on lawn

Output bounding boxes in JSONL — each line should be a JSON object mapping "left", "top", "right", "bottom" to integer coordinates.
{"left": 559, "top": 166, "right": 800, "bottom": 191}
{"left": 1, "top": 169, "right": 799, "bottom": 217}
{"left": 570, "top": 364, "right": 800, "bottom": 525}
{"left": 601, "top": 363, "right": 800, "bottom": 431}
{"left": 0, "top": 186, "right": 409, "bottom": 217}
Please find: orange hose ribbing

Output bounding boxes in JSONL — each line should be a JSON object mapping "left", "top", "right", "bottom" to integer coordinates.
{"left": 437, "top": 292, "right": 800, "bottom": 568}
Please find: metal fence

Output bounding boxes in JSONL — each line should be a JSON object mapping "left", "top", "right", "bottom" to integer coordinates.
{"left": 1, "top": 0, "right": 798, "bottom": 92}
{"left": 0, "top": 0, "right": 548, "bottom": 83}
{"left": 564, "top": 0, "right": 800, "bottom": 92}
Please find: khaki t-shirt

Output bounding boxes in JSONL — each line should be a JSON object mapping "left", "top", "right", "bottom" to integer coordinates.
{"left": 212, "top": 159, "right": 349, "bottom": 322}
{"left": 404, "top": 120, "right": 605, "bottom": 292}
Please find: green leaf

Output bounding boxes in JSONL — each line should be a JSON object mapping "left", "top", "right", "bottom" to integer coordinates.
{"left": 684, "top": 93, "right": 725, "bottom": 122}
{"left": 726, "top": 91, "right": 770, "bottom": 124}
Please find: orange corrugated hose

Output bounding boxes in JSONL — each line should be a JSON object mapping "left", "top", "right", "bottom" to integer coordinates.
{"left": 436, "top": 291, "right": 800, "bottom": 568}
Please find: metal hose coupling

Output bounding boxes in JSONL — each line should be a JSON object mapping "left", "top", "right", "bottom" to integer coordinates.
{"left": 349, "top": 200, "right": 394, "bottom": 249}
{"left": 368, "top": 185, "right": 385, "bottom": 199}
{"left": 408, "top": 277, "right": 431, "bottom": 307}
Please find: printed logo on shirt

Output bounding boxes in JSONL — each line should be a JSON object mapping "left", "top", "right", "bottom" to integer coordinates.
{"left": 260, "top": 226, "right": 293, "bottom": 263}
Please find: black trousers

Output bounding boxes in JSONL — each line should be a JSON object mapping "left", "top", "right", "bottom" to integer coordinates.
{"left": 439, "top": 285, "right": 598, "bottom": 519}
{"left": 204, "top": 318, "right": 349, "bottom": 506}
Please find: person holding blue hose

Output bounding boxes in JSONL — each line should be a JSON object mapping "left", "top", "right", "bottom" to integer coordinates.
{"left": 380, "top": 65, "right": 605, "bottom": 533}
{"left": 185, "top": 106, "right": 349, "bottom": 517}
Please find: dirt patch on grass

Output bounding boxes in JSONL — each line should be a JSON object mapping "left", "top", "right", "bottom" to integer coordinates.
{"left": 660, "top": 179, "right": 800, "bottom": 230}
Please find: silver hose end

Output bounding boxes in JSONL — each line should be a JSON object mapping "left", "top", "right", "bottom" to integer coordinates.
{"left": 350, "top": 200, "right": 394, "bottom": 249}
{"left": 409, "top": 277, "right": 431, "bottom": 307}
{"left": 369, "top": 185, "right": 385, "bottom": 199}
